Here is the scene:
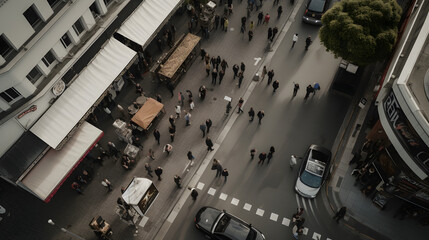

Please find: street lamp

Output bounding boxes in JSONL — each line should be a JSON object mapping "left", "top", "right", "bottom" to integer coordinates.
{"left": 47, "top": 219, "right": 87, "bottom": 240}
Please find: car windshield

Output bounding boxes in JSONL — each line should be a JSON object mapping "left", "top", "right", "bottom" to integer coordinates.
{"left": 308, "top": 0, "right": 326, "bottom": 13}
{"left": 214, "top": 215, "right": 250, "bottom": 240}
{"left": 310, "top": 150, "right": 329, "bottom": 162}
{"left": 300, "top": 161, "right": 325, "bottom": 188}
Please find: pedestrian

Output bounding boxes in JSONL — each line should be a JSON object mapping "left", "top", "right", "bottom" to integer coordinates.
{"left": 248, "top": 107, "right": 255, "bottom": 121}
{"left": 272, "top": 80, "right": 279, "bottom": 92}
{"left": 206, "top": 119, "right": 212, "bottom": 133}
{"left": 215, "top": 14, "right": 220, "bottom": 30}
{"left": 153, "top": 129, "right": 160, "bottom": 144}
{"left": 250, "top": 148, "right": 256, "bottom": 159}
{"left": 220, "top": 59, "right": 229, "bottom": 71}
{"left": 169, "top": 115, "right": 175, "bottom": 127}
{"left": 205, "top": 62, "right": 211, "bottom": 76}
{"left": 155, "top": 166, "right": 163, "bottom": 180}
{"left": 293, "top": 83, "right": 300, "bottom": 97}
{"left": 257, "top": 11, "right": 263, "bottom": 25}
{"left": 175, "top": 105, "right": 181, "bottom": 118}
{"left": 190, "top": 187, "right": 199, "bottom": 200}
{"left": 174, "top": 175, "right": 182, "bottom": 188}
{"left": 148, "top": 148, "right": 155, "bottom": 160}
{"left": 200, "top": 48, "right": 206, "bottom": 60}
{"left": 167, "top": 82, "right": 174, "bottom": 97}
{"left": 290, "top": 155, "right": 298, "bottom": 169}
{"left": 224, "top": 17, "right": 229, "bottom": 31}
{"left": 305, "top": 36, "right": 312, "bottom": 50}
{"left": 237, "top": 97, "right": 244, "bottom": 113}
{"left": 200, "top": 123, "right": 207, "bottom": 137}
{"left": 261, "top": 66, "right": 267, "bottom": 81}
{"left": 131, "top": 135, "right": 143, "bottom": 150}
{"left": 220, "top": 16, "right": 225, "bottom": 30}
{"left": 211, "top": 68, "right": 218, "bottom": 85}
{"left": 333, "top": 207, "right": 347, "bottom": 223}
{"left": 240, "top": 62, "right": 246, "bottom": 73}
{"left": 296, "top": 217, "right": 305, "bottom": 229}
{"left": 292, "top": 33, "right": 298, "bottom": 48}
{"left": 71, "top": 182, "right": 83, "bottom": 194}
{"left": 214, "top": 160, "right": 223, "bottom": 177}
{"left": 226, "top": 101, "right": 232, "bottom": 115}
{"left": 304, "top": 85, "right": 313, "bottom": 100}
{"left": 199, "top": 85, "right": 207, "bottom": 100}
{"left": 145, "top": 163, "right": 154, "bottom": 178}
{"left": 257, "top": 110, "right": 265, "bottom": 124}
{"left": 222, "top": 168, "right": 229, "bottom": 181}
{"left": 277, "top": 5, "right": 283, "bottom": 19}
{"left": 264, "top": 13, "right": 270, "bottom": 24}
{"left": 249, "top": 21, "right": 254, "bottom": 31}
{"left": 187, "top": 151, "right": 195, "bottom": 161}
{"left": 156, "top": 94, "right": 162, "bottom": 103}
{"left": 211, "top": 56, "right": 217, "bottom": 68}
{"left": 267, "top": 69, "right": 274, "bottom": 85}
{"left": 189, "top": 99, "right": 195, "bottom": 110}
{"left": 186, "top": 89, "right": 193, "bottom": 100}
{"left": 241, "top": 16, "right": 247, "bottom": 32}
{"left": 238, "top": 71, "right": 244, "bottom": 88}
{"left": 267, "top": 146, "right": 275, "bottom": 163}
{"left": 179, "top": 91, "right": 185, "bottom": 107}
{"left": 216, "top": 56, "right": 221, "bottom": 70}
{"left": 101, "top": 178, "right": 113, "bottom": 191}
{"left": 169, "top": 125, "right": 176, "bottom": 142}
{"left": 107, "top": 142, "right": 120, "bottom": 159}
{"left": 219, "top": 69, "right": 225, "bottom": 85}
{"left": 206, "top": 137, "right": 214, "bottom": 151}
{"left": 271, "top": 27, "right": 278, "bottom": 41}
{"left": 258, "top": 152, "right": 267, "bottom": 164}
{"left": 184, "top": 111, "right": 191, "bottom": 126}
{"left": 248, "top": 30, "right": 254, "bottom": 41}
{"left": 164, "top": 143, "right": 173, "bottom": 155}
{"left": 313, "top": 82, "right": 320, "bottom": 94}
{"left": 268, "top": 27, "right": 273, "bottom": 40}
{"left": 232, "top": 64, "right": 239, "bottom": 79}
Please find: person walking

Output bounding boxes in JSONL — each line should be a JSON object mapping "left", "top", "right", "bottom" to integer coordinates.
{"left": 178, "top": 91, "right": 185, "bottom": 107}
{"left": 175, "top": 105, "right": 181, "bottom": 118}
{"left": 220, "top": 15, "right": 225, "bottom": 30}
{"left": 190, "top": 187, "right": 199, "bottom": 200}
{"left": 248, "top": 107, "right": 255, "bottom": 121}
{"left": 293, "top": 83, "right": 300, "bottom": 97}
{"left": 153, "top": 129, "right": 160, "bottom": 144}
{"left": 206, "top": 137, "right": 214, "bottom": 151}
{"left": 199, "top": 85, "right": 207, "bottom": 100}
{"left": 264, "top": 13, "right": 270, "bottom": 25}
{"left": 206, "top": 119, "right": 212, "bottom": 133}
{"left": 238, "top": 71, "right": 244, "bottom": 88}
{"left": 174, "top": 175, "right": 182, "bottom": 188}
{"left": 292, "top": 33, "right": 298, "bottom": 48}
{"left": 248, "top": 30, "right": 254, "bottom": 41}
{"left": 224, "top": 17, "right": 229, "bottom": 32}
{"left": 169, "top": 125, "right": 176, "bottom": 142}
{"left": 258, "top": 152, "right": 267, "bottom": 164}
{"left": 240, "top": 62, "right": 246, "bottom": 73}
{"left": 277, "top": 5, "right": 283, "bottom": 19}
{"left": 249, "top": 21, "right": 254, "bottom": 31}
{"left": 261, "top": 66, "right": 267, "bottom": 81}
{"left": 267, "top": 146, "right": 275, "bottom": 163}
{"left": 169, "top": 115, "right": 175, "bottom": 127}
{"left": 257, "top": 110, "right": 265, "bottom": 124}
{"left": 272, "top": 80, "right": 279, "bottom": 92}
{"left": 145, "top": 163, "right": 154, "bottom": 178}
{"left": 148, "top": 148, "right": 155, "bottom": 160}
{"left": 313, "top": 82, "right": 320, "bottom": 94}
{"left": 189, "top": 99, "right": 195, "bottom": 110}
{"left": 333, "top": 207, "right": 347, "bottom": 223}
{"left": 257, "top": 11, "right": 264, "bottom": 25}
{"left": 305, "top": 36, "right": 312, "bottom": 50}
{"left": 200, "top": 48, "right": 206, "bottom": 60}
{"left": 304, "top": 85, "right": 313, "bottom": 100}
{"left": 205, "top": 62, "right": 211, "bottom": 76}
{"left": 200, "top": 123, "right": 207, "bottom": 137}
{"left": 216, "top": 56, "right": 221, "bottom": 70}
{"left": 232, "top": 64, "right": 239, "bottom": 79}
{"left": 155, "top": 166, "right": 163, "bottom": 180}
{"left": 271, "top": 27, "right": 278, "bottom": 41}
{"left": 107, "top": 142, "right": 120, "bottom": 159}
{"left": 101, "top": 178, "right": 113, "bottom": 192}
{"left": 226, "top": 101, "right": 232, "bottom": 115}
{"left": 222, "top": 168, "right": 229, "bottom": 182}
{"left": 164, "top": 144, "right": 173, "bottom": 155}
{"left": 215, "top": 14, "right": 220, "bottom": 30}
{"left": 215, "top": 161, "right": 223, "bottom": 177}
{"left": 211, "top": 68, "right": 218, "bottom": 85}
{"left": 219, "top": 69, "right": 225, "bottom": 85}
{"left": 267, "top": 69, "right": 275, "bottom": 85}
{"left": 290, "top": 155, "right": 298, "bottom": 169}
{"left": 184, "top": 111, "right": 191, "bottom": 126}
{"left": 71, "top": 182, "right": 83, "bottom": 194}
{"left": 237, "top": 97, "right": 244, "bottom": 113}
{"left": 250, "top": 148, "right": 256, "bottom": 159}
{"left": 221, "top": 59, "right": 229, "bottom": 71}
{"left": 187, "top": 151, "right": 195, "bottom": 161}
{"left": 268, "top": 27, "right": 273, "bottom": 40}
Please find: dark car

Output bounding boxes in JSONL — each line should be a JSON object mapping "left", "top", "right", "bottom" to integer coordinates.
{"left": 195, "top": 207, "right": 266, "bottom": 240}
{"left": 295, "top": 145, "right": 332, "bottom": 198}
{"left": 302, "top": 0, "right": 330, "bottom": 25}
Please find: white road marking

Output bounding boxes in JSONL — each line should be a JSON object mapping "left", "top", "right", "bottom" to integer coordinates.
{"left": 254, "top": 57, "right": 262, "bottom": 65}
{"left": 182, "top": 161, "right": 191, "bottom": 174}
{"left": 282, "top": 217, "right": 290, "bottom": 226}
{"left": 303, "top": 227, "right": 309, "bottom": 235}
{"left": 196, "top": 182, "right": 204, "bottom": 190}
{"left": 219, "top": 193, "right": 228, "bottom": 200}
{"left": 243, "top": 203, "right": 252, "bottom": 211}
{"left": 139, "top": 216, "right": 149, "bottom": 227}
{"left": 208, "top": 188, "right": 216, "bottom": 196}
{"left": 270, "top": 213, "right": 279, "bottom": 222}
{"left": 231, "top": 198, "right": 239, "bottom": 206}
{"left": 256, "top": 208, "right": 265, "bottom": 217}
{"left": 312, "top": 232, "right": 321, "bottom": 240}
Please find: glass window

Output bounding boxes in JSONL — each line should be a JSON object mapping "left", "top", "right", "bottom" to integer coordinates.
{"left": 89, "top": 2, "right": 101, "bottom": 17}
{"left": 26, "top": 67, "right": 43, "bottom": 83}
{"left": 23, "top": 4, "right": 42, "bottom": 28}
{"left": 60, "top": 33, "right": 72, "bottom": 48}
{"left": 0, "top": 87, "right": 21, "bottom": 103}
{"left": 0, "top": 34, "right": 13, "bottom": 58}
{"left": 42, "top": 50, "right": 56, "bottom": 67}
{"left": 72, "top": 18, "right": 85, "bottom": 35}
{"left": 48, "top": 0, "right": 60, "bottom": 7}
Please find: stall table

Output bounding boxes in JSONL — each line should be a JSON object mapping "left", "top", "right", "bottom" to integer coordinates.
{"left": 131, "top": 98, "right": 164, "bottom": 131}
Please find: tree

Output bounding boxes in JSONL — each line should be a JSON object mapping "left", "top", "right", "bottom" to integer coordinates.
{"left": 320, "top": 0, "right": 402, "bottom": 66}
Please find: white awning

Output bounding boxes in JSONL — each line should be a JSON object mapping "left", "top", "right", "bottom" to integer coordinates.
{"left": 117, "top": 0, "right": 180, "bottom": 46}
{"left": 122, "top": 177, "right": 153, "bottom": 205}
{"left": 21, "top": 122, "right": 103, "bottom": 202}
{"left": 30, "top": 38, "right": 136, "bottom": 148}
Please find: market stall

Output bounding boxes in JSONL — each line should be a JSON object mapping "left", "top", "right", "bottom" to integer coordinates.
{"left": 131, "top": 98, "right": 164, "bottom": 131}
{"left": 122, "top": 177, "right": 159, "bottom": 216}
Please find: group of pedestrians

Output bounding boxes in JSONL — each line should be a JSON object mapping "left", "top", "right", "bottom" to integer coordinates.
{"left": 247, "top": 107, "right": 265, "bottom": 124}
{"left": 248, "top": 146, "right": 276, "bottom": 165}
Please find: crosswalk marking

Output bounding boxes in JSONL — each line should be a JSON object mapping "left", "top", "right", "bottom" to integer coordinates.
{"left": 270, "top": 213, "right": 278, "bottom": 221}
{"left": 303, "top": 227, "right": 309, "bottom": 235}
{"left": 208, "top": 188, "right": 216, "bottom": 196}
{"left": 219, "top": 193, "right": 228, "bottom": 200}
{"left": 196, "top": 182, "right": 204, "bottom": 190}
{"left": 312, "top": 232, "right": 321, "bottom": 240}
{"left": 231, "top": 198, "right": 239, "bottom": 206}
{"left": 243, "top": 203, "right": 252, "bottom": 211}
{"left": 282, "top": 217, "right": 290, "bottom": 226}
{"left": 256, "top": 208, "right": 265, "bottom": 217}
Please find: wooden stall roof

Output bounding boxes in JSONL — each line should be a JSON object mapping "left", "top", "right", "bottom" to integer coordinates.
{"left": 131, "top": 98, "right": 164, "bottom": 130}
{"left": 158, "top": 33, "right": 201, "bottom": 78}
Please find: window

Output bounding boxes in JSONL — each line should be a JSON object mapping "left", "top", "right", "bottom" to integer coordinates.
{"left": 26, "top": 67, "right": 43, "bottom": 83}
{"left": 72, "top": 18, "right": 85, "bottom": 36}
{"left": 60, "top": 33, "right": 72, "bottom": 48}
{"left": 42, "top": 50, "right": 56, "bottom": 67}
{"left": 48, "top": 0, "right": 60, "bottom": 7}
{"left": 90, "top": 2, "right": 101, "bottom": 18}
{"left": 0, "top": 87, "right": 21, "bottom": 103}
{"left": 23, "top": 4, "right": 42, "bottom": 28}
{"left": 0, "top": 34, "right": 13, "bottom": 58}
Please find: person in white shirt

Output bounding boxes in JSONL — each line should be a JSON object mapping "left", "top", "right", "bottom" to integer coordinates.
{"left": 292, "top": 33, "right": 298, "bottom": 48}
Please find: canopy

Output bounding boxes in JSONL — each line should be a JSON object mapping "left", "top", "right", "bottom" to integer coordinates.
{"left": 117, "top": 0, "right": 181, "bottom": 47}
{"left": 30, "top": 38, "right": 136, "bottom": 149}
{"left": 122, "top": 177, "right": 159, "bottom": 216}
{"left": 21, "top": 122, "right": 103, "bottom": 202}
{"left": 131, "top": 98, "right": 164, "bottom": 130}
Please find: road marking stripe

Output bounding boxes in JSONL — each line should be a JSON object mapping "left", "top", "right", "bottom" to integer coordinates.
{"left": 196, "top": 182, "right": 204, "bottom": 190}
{"left": 312, "top": 232, "right": 321, "bottom": 240}
{"left": 231, "top": 198, "right": 239, "bottom": 206}
{"left": 219, "top": 193, "right": 228, "bottom": 200}
{"left": 301, "top": 198, "right": 307, "bottom": 211}
{"left": 208, "top": 188, "right": 216, "bottom": 196}
{"left": 303, "top": 227, "right": 309, "bottom": 235}
{"left": 270, "top": 213, "right": 279, "bottom": 221}
{"left": 139, "top": 216, "right": 149, "bottom": 227}
{"left": 243, "top": 203, "right": 252, "bottom": 211}
{"left": 295, "top": 194, "right": 301, "bottom": 208}
{"left": 256, "top": 208, "right": 264, "bottom": 217}
{"left": 282, "top": 217, "right": 290, "bottom": 226}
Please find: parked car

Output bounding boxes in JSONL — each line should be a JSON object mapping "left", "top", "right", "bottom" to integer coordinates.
{"left": 302, "top": 0, "right": 330, "bottom": 25}
{"left": 295, "top": 145, "right": 332, "bottom": 198}
{"left": 195, "top": 206, "right": 266, "bottom": 240}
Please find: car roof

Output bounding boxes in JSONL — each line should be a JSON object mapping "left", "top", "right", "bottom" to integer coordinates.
{"left": 307, "top": 0, "right": 327, "bottom": 13}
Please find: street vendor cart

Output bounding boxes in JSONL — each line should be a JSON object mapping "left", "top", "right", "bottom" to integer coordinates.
{"left": 89, "top": 216, "right": 113, "bottom": 240}
{"left": 131, "top": 97, "right": 164, "bottom": 132}
{"left": 122, "top": 177, "right": 159, "bottom": 216}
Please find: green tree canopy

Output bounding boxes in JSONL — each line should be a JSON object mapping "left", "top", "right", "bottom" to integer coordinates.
{"left": 320, "top": 0, "right": 402, "bottom": 66}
